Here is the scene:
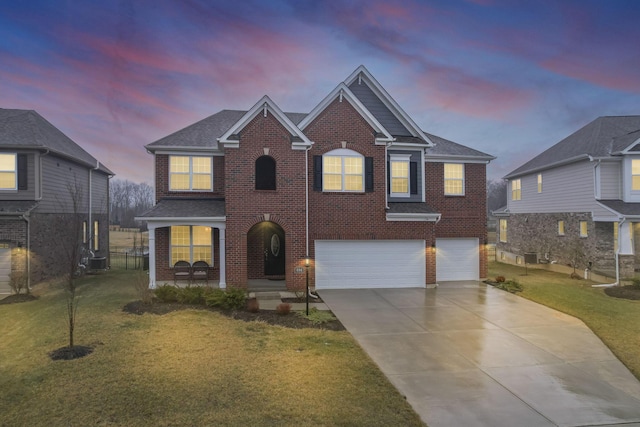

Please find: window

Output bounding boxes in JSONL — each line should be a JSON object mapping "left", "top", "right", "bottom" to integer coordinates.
{"left": 444, "top": 163, "right": 464, "bottom": 195}
{"left": 580, "top": 221, "right": 588, "bottom": 237}
{"left": 255, "top": 156, "right": 276, "bottom": 190}
{"left": 537, "top": 174, "right": 543, "bottom": 193}
{"left": 390, "top": 154, "right": 410, "bottom": 196}
{"left": 511, "top": 179, "right": 521, "bottom": 200}
{"left": 82, "top": 221, "right": 87, "bottom": 244}
{"left": 322, "top": 149, "right": 364, "bottom": 192}
{"left": 499, "top": 219, "right": 507, "bottom": 242}
{"left": 633, "top": 160, "right": 640, "bottom": 191}
{"left": 171, "top": 225, "right": 212, "bottom": 264}
{"left": 558, "top": 220, "right": 565, "bottom": 236}
{"left": 613, "top": 222, "right": 618, "bottom": 252}
{"left": 92, "top": 221, "right": 99, "bottom": 251}
{"left": 0, "top": 153, "right": 17, "bottom": 190}
{"left": 169, "top": 156, "right": 212, "bottom": 191}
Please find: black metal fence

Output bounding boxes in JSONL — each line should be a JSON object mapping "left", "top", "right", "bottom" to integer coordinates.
{"left": 109, "top": 247, "right": 148, "bottom": 270}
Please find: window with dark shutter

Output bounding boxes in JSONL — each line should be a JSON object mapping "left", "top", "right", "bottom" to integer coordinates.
{"left": 17, "top": 154, "right": 27, "bottom": 190}
{"left": 255, "top": 156, "right": 276, "bottom": 190}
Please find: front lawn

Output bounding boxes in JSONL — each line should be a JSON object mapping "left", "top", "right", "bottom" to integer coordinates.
{"left": 489, "top": 261, "right": 640, "bottom": 380}
{"left": 0, "top": 269, "right": 424, "bottom": 427}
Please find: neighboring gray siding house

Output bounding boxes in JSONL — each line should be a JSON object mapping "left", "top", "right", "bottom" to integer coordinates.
{"left": 495, "top": 116, "right": 640, "bottom": 280}
{"left": 0, "top": 109, "right": 113, "bottom": 293}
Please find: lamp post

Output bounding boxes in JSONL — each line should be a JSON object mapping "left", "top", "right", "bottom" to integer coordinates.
{"left": 304, "top": 256, "right": 310, "bottom": 315}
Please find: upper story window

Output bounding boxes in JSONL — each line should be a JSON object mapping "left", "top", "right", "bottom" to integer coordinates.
{"left": 537, "top": 174, "right": 543, "bottom": 193}
{"left": 0, "top": 153, "right": 17, "bottom": 190}
{"left": 632, "top": 159, "right": 640, "bottom": 191}
{"left": 499, "top": 219, "right": 507, "bottom": 242}
{"left": 323, "top": 149, "right": 364, "bottom": 192}
{"left": 511, "top": 179, "right": 521, "bottom": 200}
{"left": 255, "top": 156, "right": 276, "bottom": 190}
{"left": 444, "top": 163, "right": 464, "bottom": 196}
{"left": 169, "top": 155, "right": 212, "bottom": 191}
{"left": 390, "top": 154, "right": 411, "bottom": 197}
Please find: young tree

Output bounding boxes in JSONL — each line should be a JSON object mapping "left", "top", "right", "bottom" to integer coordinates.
{"left": 49, "top": 178, "right": 93, "bottom": 360}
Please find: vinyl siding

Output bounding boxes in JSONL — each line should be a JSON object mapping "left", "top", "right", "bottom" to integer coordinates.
{"left": 90, "top": 171, "right": 109, "bottom": 214}
{"left": 38, "top": 155, "right": 90, "bottom": 213}
{"left": 599, "top": 161, "right": 621, "bottom": 199}
{"left": 508, "top": 160, "right": 609, "bottom": 216}
{"left": 348, "top": 81, "right": 412, "bottom": 136}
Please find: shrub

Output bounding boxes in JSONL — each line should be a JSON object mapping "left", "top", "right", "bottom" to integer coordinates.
{"left": 297, "top": 307, "right": 337, "bottom": 324}
{"left": 631, "top": 277, "right": 640, "bottom": 290}
{"left": 205, "top": 288, "right": 246, "bottom": 310}
{"left": 155, "top": 284, "right": 180, "bottom": 302}
{"left": 133, "top": 271, "right": 153, "bottom": 304}
{"left": 495, "top": 276, "right": 506, "bottom": 283}
{"left": 496, "top": 279, "right": 523, "bottom": 293}
{"left": 9, "top": 271, "right": 28, "bottom": 294}
{"left": 276, "top": 303, "right": 291, "bottom": 315}
{"left": 177, "top": 286, "right": 206, "bottom": 305}
{"left": 246, "top": 298, "right": 260, "bottom": 313}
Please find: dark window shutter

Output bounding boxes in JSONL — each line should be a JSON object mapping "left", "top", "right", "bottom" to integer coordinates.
{"left": 410, "top": 162, "right": 418, "bottom": 195}
{"left": 17, "top": 154, "right": 27, "bottom": 190}
{"left": 365, "top": 157, "right": 374, "bottom": 192}
{"left": 313, "top": 155, "right": 322, "bottom": 191}
{"left": 386, "top": 162, "right": 390, "bottom": 194}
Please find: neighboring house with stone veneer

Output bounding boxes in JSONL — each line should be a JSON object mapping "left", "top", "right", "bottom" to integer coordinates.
{"left": 495, "top": 116, "right": 640, "bottom": 281}
{"left": 0, "top": 109, "right": 112, "bottom": 293}
{"left": 137, "top": 66, "right": 494, "bottom": 290}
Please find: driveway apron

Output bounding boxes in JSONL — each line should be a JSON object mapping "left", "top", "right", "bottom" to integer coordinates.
{"left": 319, "top": 282, "right": 640, "bottom": 427}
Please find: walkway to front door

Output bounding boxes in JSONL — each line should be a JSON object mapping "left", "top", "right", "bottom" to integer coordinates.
{"left": 320, "top": 282, "right": 640, "bottom": 427}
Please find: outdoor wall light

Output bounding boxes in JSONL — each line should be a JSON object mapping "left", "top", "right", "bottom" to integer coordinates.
{"left": 302, "top": 256, "right": 311, "bottom": 315}
{"left": 431, "top": 242, "right": 436, "bottom": 253}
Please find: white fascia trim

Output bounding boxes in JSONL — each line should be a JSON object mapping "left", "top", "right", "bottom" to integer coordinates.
{"left": 386, "top": 212, "right": 441, "bottom": 222}
{"left": 154, "top": 149, "right": 224, "bottom": 156}
{"left": 135, "top": 217, "right": 226, "bottom": 227}
{"left": 425, "top": 156, "right": 493, "bottom": 164}
{"left": 344, "top": 65, "right": 433, "bottom": 146}
{"left": 218, "top": 95, "right": 312, "bottom": 148}
{"left": 298, "top": 83, "right": 393, "bottom": 141}
{"left": 618, "top": 137, "right": 640, "bottom": 154}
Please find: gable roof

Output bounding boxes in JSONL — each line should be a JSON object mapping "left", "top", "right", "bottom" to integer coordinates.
{"left": 0, "top": 108, "right": 113, "bottom": 174}
{"left": 505, "top": 116, "right": 640, "bottom": 179}
{"left": 218, "top": 95, "right": 312, "bottom": 150}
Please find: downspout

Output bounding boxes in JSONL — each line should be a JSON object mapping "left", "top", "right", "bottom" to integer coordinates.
{"left": 88, "top": 160, "right": 99, "bottom": 257}
{"left": 22, "top": 211, "right": 31, "bottom": 292}
{"left": 305, "top": 145, "right": 311, "bottom": 257}
{"left": 593, "top": 217, "right": 623, "bottom": 287}
{"left": 385, "top": 142, "right": 392, "bottom": 209}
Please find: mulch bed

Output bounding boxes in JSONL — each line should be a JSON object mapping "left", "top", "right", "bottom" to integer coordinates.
{"left": 0, "top": 294, "right": 39, "bottom": 304}
{"left": 604, "top": 286, "right": 640, "bottom": 301}
{"left": 49, "top": 345, "right": 94, "bottom": 361}
{"left": 122, "top": 300, "right": 345, "bottom": 331}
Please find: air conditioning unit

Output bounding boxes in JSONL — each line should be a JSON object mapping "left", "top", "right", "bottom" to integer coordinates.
{"left": 524, "top": 252, "right": 538, "bottom": 264}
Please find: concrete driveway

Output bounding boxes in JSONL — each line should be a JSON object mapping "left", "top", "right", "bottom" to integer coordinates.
{"left": 319, "top": 282, "right": 640, "bottom": 427}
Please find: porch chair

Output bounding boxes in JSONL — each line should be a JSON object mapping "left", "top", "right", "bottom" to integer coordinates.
{"left": 173, "top": 260, "right": 192, "bottom": 285}
{"left": 191, "top": 260, "right": 209, "bottom": 285}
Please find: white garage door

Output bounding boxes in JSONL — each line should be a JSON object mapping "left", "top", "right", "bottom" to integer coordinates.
{"left": 315, "top": 240, "right": 425, "bottom": 289}
{"left": 436, "top": 238, "right": 479, "bottom": 281}
{"left": 0, "top": 247, "right": 11, "bottom": 294}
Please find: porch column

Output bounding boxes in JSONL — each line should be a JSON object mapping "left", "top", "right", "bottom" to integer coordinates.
{"left": 219, "top": 225, "right": 226, "bottom": 288}
{"left": 148, "top": 224, "right": 157, "bottom": 289}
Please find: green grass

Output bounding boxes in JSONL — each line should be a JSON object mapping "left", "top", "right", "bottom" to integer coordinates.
{"left": 0, "top": 269, "right": 424, "bottom": 427}
{"left": 489, "top": 261, "right": 640, "bottom": 379}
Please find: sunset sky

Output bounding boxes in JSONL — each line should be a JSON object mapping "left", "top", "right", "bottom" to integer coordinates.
{"left": 2, "top": 0, "right": 639, "bottom": 184}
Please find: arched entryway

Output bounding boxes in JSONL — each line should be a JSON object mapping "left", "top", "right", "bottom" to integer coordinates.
{"left": 247, "top": 221, "right": 285, "bottom": 281}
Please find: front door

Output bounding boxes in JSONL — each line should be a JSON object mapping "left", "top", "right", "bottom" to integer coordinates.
{"left": 263, "top": 223, "right": 285, "bottom": 276}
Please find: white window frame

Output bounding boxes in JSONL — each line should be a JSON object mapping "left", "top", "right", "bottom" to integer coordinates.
{"left": 322, "top": 148, "right": 364, "bottom": 193}
{"left": 170, "top": 225, "right": 213, "bottom": 265}
{"left": 511, "top": 179, "right": 521, "bottom": 200}
{"left": 579, "top": 221, "right": 588, "bottom": 238}
{"left": 537, "top": 174, "right": 543, "bottom": 193}
{"left": 0, "top": 153, "right": 17, "bottom": 191}
{"left": 444, "top": 163, "right": 465, "bottom": 196}
{"left": 558, "top": 220, "right": 565, "bottom": 236}
{"left": 389, "top": 154, "right": 411, "bottom": 197}
{"left": 499, "top": 219, "right": 507, "bottom": 243}
{"left": 169, "top": 155, "right": 213, "bottom": 191}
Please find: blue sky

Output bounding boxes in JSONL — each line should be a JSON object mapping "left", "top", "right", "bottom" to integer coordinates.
{"left": 1, "top": 0, "right": 639, "bottom": 184}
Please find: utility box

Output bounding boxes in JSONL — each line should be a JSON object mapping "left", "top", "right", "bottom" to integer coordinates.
{"left": 524, "top": 252, "right": 538, "bottom": 264}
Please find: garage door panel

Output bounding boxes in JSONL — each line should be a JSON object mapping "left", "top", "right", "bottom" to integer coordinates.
{"left": 315, "top": 240, "right": 425, "bottom": 289}
{"left": 436, "top": 238, "right": 479, "bottom": 281}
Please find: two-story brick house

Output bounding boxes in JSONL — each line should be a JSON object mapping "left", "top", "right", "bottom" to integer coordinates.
{"left": 496, "top": 116, "right": 640, "bottom": 282}
{"left": 138, "top": 66, "right": 494, "bottom": 290}
{"left": 0, "top": 108, "right": 112, "bottom": 293}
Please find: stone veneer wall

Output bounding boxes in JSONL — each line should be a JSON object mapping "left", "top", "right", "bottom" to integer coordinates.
{"left": 496, "top": 212, "right": 620, "bottom": 277}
